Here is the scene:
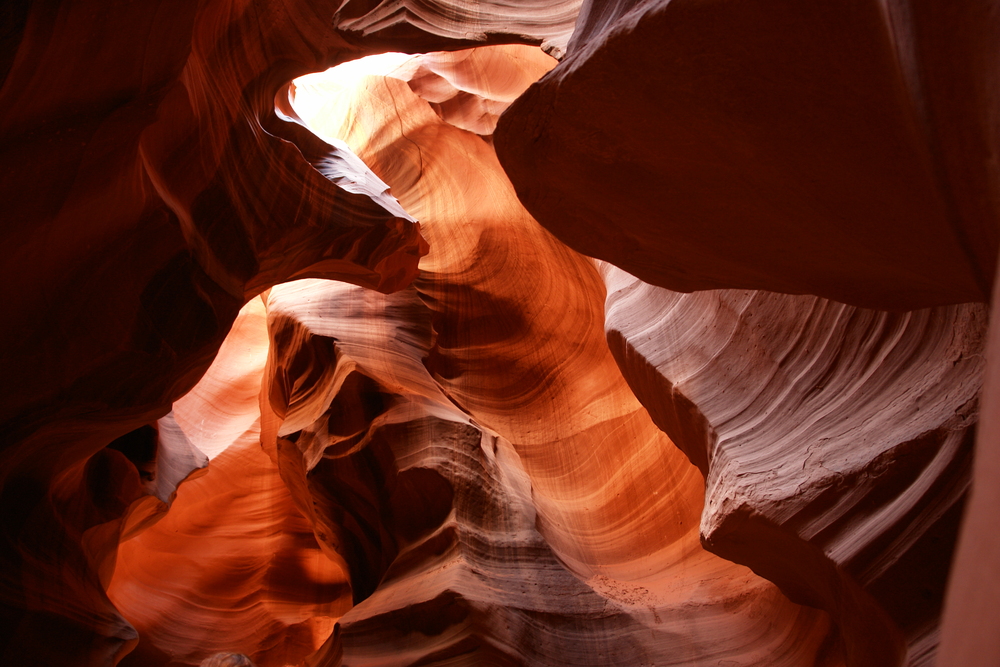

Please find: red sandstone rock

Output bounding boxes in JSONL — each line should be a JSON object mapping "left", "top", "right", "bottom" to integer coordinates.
{"left": 1, "top": 0, "right": 996, "bottom": 665}
{"left": 494, "top": 0, "right": 999, "bottom": 311}
{"left": 256, "top": 274, "right": 831, "bottom": 666}
{"left": 273, "top": 54, "right": 837, "bottom": 665}
{"left": 110, "top": 435, "right": 349, "bottom": 667}
{"left": 938, "top": 270, "right": 1000, "bottom": 667}
{"left": 0, "top": 1, "right": 575, "bottom": 661}
{"left": 601, "top": 264, "right": 986, "bottom": 666}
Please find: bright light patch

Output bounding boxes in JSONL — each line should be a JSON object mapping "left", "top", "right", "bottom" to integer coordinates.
{"left": 291, "top": 52, "right": 416, "bottom": 131}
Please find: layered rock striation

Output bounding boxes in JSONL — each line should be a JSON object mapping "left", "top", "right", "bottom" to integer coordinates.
{"left": 1, "top": 0, "right": 996, "bottom": 665}
{"left": 0, "top": 2, "right": 577, "bottom": 662}
{"left": 602, "top": 265, "right": 986, "bottom": 666}
{"left": 257, "top": 279, "right": 833, "bottom": 667}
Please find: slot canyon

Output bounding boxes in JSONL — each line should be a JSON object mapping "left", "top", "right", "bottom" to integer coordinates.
{"left": 1, "top": 1, "right": 997, "bottom": 666}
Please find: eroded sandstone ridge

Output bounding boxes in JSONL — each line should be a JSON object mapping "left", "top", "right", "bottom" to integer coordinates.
{"left": 602, "top": 267, "right": 985, "bottom": 666}
{"left": 1, "top": 1, "right": 996, "bottom": 666}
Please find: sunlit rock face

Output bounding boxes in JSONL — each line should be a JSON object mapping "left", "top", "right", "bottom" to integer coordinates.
{"left": 601, "top": 265, "right": 986, "bottom": 666}
{"left": 256, "top": 279, "right": 831, "bottom": 667}
{"left": 1, "top": 1, "right": 995, "bottom": 666}
{"left": 0, "top": 2, "right": 575, "bottom": 663}
{"left": 107, "top": 298, "right": 352, "bottom": 666}
{"left": 107, "top": 47, "right": 833, "bottom": 665}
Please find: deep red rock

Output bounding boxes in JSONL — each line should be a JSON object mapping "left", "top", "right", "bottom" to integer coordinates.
{"left": 1, "top": 1, "right": 997, "bottom": 665}
{"left": 495, "top": 0, "right": 999, "bottom": 310}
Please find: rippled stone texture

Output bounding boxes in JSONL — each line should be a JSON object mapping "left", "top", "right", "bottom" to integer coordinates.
{"left": 110, "top": 430, "right": 349, "bottom": 667}
{"left": 2, "top": 0, "right": 997, "bottom": 665}
{"left": 256, "top": 273, "right": 830, "bottom": 666}
{"left": 333, "top": 0, "right": 582, "bottom": 57}
{"left": 1, "top": 0, "right": 578, "bottom": 661}
{"left": 106, "top": 298, "right": 353, "bottom": 666}
{"left": 601, "top": 265, "right": 986, "bottom": 666}
{"left": 279, "top": 50, "right": 835, "bottom": 666}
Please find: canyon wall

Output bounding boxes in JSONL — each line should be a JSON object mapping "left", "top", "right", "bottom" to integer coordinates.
{"left": 1, "top": 1, "right": 996, "bottom": 665}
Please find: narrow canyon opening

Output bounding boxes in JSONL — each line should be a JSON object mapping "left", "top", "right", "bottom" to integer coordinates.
{"left": 3, "top": 3, "right": 993, "bottom": 667}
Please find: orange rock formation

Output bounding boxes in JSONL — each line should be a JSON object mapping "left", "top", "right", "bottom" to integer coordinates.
{"left": 0, "top": 1, "right": 996, "bottom": 666}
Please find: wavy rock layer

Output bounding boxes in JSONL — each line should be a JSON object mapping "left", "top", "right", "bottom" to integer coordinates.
{"left": 259, "top": 276, "right": 831, "bottom": 667}
{"left": 495, "top": 0, "right": 999, "bottom": 310}
{"left": 601, "top": 264, "right": 986, "bottom": 666}
{"left": 0, "top": 2, "right": 425, "bottom": 661}
{"left": 2, "top": 0, "right": 996, "bottom": 665}
{"left": 267, "top": 48, "right": 837, "bottom": 666}
{"left": 0, "top": 1, "right": 581, "bottom": 662}
{"left": 333, "top": 0, "right": 582, "bottom": 57}
{"left": 106, "top": 297, "right": 352, "bottom": 667}
{"left": 110, "top": 436, "right": 349, "bottom": 667}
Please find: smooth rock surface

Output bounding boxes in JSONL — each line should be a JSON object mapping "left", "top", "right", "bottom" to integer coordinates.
{"left": 2, "top": 1, "right": 997, "bottom": 665}
{"left": 0, "top": 2, "right": 573, "bottom": 661}
{"left": 495, "top": 0, "right": 999, "bottom": 310}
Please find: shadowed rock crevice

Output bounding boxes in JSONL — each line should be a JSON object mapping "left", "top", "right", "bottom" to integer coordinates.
{"left": 1, "top": 1, "right": 997, "bottom": 665}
